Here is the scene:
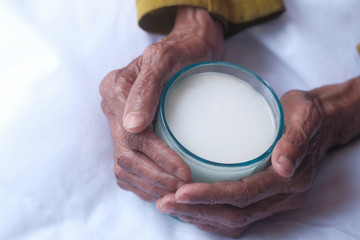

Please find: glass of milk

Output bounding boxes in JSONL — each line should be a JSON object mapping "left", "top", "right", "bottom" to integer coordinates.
{"left": 155, "top": 61, "right": 284, "bottom": 183}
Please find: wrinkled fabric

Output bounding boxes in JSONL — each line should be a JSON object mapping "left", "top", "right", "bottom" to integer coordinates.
{"left": 0, "top": 0, "right": 360, "bottom": 239}
{"left": 136, "top": 0, "right": 285, "bottom": 36}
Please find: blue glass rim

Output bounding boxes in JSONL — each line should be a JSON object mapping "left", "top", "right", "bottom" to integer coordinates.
{"left": 159, "top": 61, "right": 284, "bottom": 167}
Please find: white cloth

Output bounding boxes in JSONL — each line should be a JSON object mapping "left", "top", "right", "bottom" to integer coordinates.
{"left": 1, "top": 0, "right": 360, "bottom": 239}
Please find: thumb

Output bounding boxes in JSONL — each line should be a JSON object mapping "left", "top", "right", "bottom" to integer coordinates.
{"left": 271, "top": 123, "right": 310, "bottom": 178}
{"left": 123, "top": 61, "right": 167, "bottom": 133}
{"left": 271, "top": 91, "right": 315, "bottom": 178}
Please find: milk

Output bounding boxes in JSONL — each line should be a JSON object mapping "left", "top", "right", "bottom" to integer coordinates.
{"left": 164, "top": 72, "right": 276, "bottom": 164}
{"left": 155, "top": 67, "right": 281, "bottom": 183}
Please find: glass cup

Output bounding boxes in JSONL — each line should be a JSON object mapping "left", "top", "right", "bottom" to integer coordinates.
{"left": 155, "top": 61, "right": 284, "bottom": 183}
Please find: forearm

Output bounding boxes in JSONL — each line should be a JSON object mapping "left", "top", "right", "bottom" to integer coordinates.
{"left": 309, "top": 76, "right": 360, "bottom": 149}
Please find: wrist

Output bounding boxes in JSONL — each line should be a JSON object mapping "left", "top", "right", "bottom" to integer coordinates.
{"left": 171, "top": 6, "right": 224, "bottom": 61}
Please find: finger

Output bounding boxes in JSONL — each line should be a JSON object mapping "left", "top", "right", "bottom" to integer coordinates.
{"left": 158, "top": 194, "right": 247, "bottom": 229}
{"left": 158, "top": 192, "right": 305, "bottom": 231}
{"left": 102, "top": 72, "right": 192, "bottom": 182}
{"left": 116, "top": 180, "right": 156, "bottom": 202}
{"left": 174, "top": 168, "right": 290, "bottom": 207}
{"left": 123, "top": 44, "right": 176, "bottom": 133}
{"left": 124, "top": 129, "right": 192, "bottom": 182}
{"left": 272, "top": 90, "right": 321, "bottom": 177}
{"left": 114, "top": 165, "right": 174, "bottom": 198}
{"left": 103, "top": 101, "right": 186, "bottom": 191}
{"left": 115, "top": 149, "right": 185, "bottom": 191}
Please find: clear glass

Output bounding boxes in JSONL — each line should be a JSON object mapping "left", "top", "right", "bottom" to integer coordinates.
{"left": 155, "top": 61, "right": 284, "bottom": 183}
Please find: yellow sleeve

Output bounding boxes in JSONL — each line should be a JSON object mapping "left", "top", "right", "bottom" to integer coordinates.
{"left": 136, "top": 0, "right": 285, "bottom": 37}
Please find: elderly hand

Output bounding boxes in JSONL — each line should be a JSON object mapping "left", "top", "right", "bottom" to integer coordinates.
{"left": 99, "top": 6, "right": 224, "bottom": 201}
{"left": 156, "top": 77, "right": 360, "bottom": 237}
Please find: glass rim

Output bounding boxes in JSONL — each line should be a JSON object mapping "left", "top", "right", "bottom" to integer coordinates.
{"left": 159, "top": 61, "right": 284, "bottom": 167}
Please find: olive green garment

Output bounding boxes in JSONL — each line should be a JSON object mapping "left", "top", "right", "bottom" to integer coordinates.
{"left": 136, "top": 0, "right": 285, "bottom": 37}
{"left": 137, "top": 1, "right": 360, "bottom": 54}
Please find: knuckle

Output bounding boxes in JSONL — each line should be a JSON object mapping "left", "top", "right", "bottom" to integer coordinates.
{"left": 116, "top": 180, "right": 130, "bottom": 191}
{"left": 143, "top": 43, "right": 161, "bottom": 56}
{"left": 113, "top": 165, "right": 125, "bottom": 179}
{"left": 115, "top": 150, "right": 136, "bottom": 172}
{"left": 232, "top": 180, "right": 251, "bottom": 207}
{"left": 143, "top": 42, "right": 178, "bottom": 72}
{"left": 100, "top": 68, "right": 134, "bottom": 105}
{"left": 130, "top": 79, "right": 159, "bottom": 103}
{"left": 143, "top": 43, "right": 163, "bottom": 65}
{"left": 144, "top": 42, "right": 174, "bottom": 59}
{"left": 113, "top": 161, "right": 137, "bottom": 185}
{"left": 99, "top": 70, "right": 118, "bottom": 99}
{"left": 124, "top": 131, "right": 145, "bottom": 151}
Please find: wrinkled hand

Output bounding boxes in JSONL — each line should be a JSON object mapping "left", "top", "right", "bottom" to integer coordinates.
{"left": 99, "top": 6, "right": 224, "bottom": 201}
{"left": 156, "top": 89, "right": 331, "bottom": 238}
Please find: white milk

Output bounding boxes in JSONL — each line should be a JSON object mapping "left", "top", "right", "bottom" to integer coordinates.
{"left": 164, "top": 72, "right": 276, "bottom": 164}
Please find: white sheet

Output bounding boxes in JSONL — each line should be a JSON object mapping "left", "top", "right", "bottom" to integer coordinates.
{"left": 1, "top": 0, "right": 360, "bottom": 239}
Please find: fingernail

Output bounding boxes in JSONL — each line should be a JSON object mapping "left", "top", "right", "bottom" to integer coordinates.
{"left": 278, "top": 155, "right": 294, "bottom": 177}
{"left": 175, "top": 198, "right": 188, "bottom": 204}
{"left": 159, "top": 202, "right": 174, "bottom": 213}
{"left": 175, "top": 194, "right": 189, "bottom": 204}
{"left": 123, "top": 112, "right": 146, "bottom": 130}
